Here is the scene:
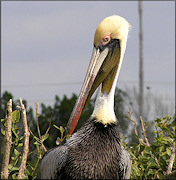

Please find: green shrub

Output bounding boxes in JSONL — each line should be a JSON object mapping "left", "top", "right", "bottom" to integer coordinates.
{"left": 125, "top": 115, "right": 176, "bottom": 179}
{"left": 1, "top": 99, "right": 175, "bottom": 179}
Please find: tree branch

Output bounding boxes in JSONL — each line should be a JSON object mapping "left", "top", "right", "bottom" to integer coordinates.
{"left": 166, "top": 142, "right": 175, "bottom": 175}
{"left": 128, "top": 111, "right": 138, "bottom": 136}
{"left": 35, "top": 103, "right": 42, "bottom": 140}
{"left": 17, "top": 98, "right": 30, "bottom": 179}
{"left": 35, "top": 103, "right": 47, "bottom": 152}
{"left": 1, "top": 99, "right": 12, "bottom": 179}
{"left": 45, "top": 112, "right": 53, "bottom": 135}
{"left": 140, "top": 116, "right": 150, "bottom": 146}
{"left": 128, "top": 111, "right": 145, "bottom": 145}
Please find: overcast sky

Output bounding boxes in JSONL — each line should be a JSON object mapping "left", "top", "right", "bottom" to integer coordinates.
{"left": 2, "top": 1, "right": 175, "bottom": 111}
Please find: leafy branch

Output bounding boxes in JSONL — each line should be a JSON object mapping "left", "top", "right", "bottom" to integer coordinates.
{"left": 128, "top": 112, "right": 175, "bottom": 179}
{"left": 28, "top": 102, "right": 52, "bottom": 177}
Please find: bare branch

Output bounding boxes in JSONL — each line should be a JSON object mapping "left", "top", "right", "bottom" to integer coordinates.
{"left": 29, "top": 127, "right": 46, "bottom": 153}
{"left": 34, "top": 102, "right": 48, "bottom": 152}
{"left": 35, "top": 102, "right": 42, "bottom": 140}
{"left": 28, "top": 127, "right": 35, "bottom": 138}
{"left": 41, "top": 141, "right": 47, "bottom": 152}
{"left": 128, "top": 111, "right": 138, "bottom": 136}
{"left": 128, "top": 111, "right": 149, "bottom": 149}
{"left": 1, "top": 99, "right": 12, "bottom": 179}
{"left": 45, "top": 112, "right": 53, "bottom": 135}
{"left": 17, "top": 98, "right": 30, "bottom": 179}
{"left": 38, "top": 112, "right": 53, "bottom": 152}
{"left": 166, "top": 142, "right": 175, "bottom": 175}
{"left": 29, "top": 107, "right": 50, "bottom": 153}
{"left": 140, "top": 116, "right": 150, "bottom": 146}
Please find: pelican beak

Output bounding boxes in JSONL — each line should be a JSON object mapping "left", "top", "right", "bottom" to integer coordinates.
{"left": 66, "top": 41, "right": 121, "bottom": 135}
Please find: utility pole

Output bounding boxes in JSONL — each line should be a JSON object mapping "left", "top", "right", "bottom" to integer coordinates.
{"left": 139, "top": 1, "right": 144, "bottom": 118}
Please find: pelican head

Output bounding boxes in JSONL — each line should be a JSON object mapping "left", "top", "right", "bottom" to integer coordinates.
{"left": 66, "top": 15, "right": 130, "bottom": 135}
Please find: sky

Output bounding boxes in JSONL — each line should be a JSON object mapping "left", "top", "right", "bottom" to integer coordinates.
{"left": 2, "top": 1, "right": 175, "bottom": 112}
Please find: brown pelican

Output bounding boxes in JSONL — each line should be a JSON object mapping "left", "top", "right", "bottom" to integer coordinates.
{"left": 36, "top": 15, "right": 131, "bottom": 179}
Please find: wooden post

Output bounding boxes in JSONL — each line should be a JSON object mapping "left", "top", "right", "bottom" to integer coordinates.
{"left": 139, "top": 1, "right": 144, "bottom": 119}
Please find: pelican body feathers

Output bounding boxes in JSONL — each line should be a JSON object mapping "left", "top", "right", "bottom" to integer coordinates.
{"left": 37, "top": 118, "right": 131, "bottom": 179}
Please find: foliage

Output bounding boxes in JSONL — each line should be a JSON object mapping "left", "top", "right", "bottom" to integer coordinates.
{"left": 1, "top": 91, "right": 175, "bottom": 179}
{"left": 1, "top": 103, "right": 49, "bottom": 179}
{"left": 125, "top": 115, "right": 176, "bottom": 179}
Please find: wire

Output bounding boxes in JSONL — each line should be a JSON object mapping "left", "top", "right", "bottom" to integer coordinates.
{"left": 2, "top": 80, "right": 175, "bottom": 88}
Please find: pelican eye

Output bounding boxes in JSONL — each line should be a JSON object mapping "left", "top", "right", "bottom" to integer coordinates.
{"left": 104, "top": 38, "right": 109, "bottom": 42}
{"left": 102, "top": 35, "right": 111, "bottom": 45}
{"left": 98, "top": 34, "right": 112, "bottom": 52}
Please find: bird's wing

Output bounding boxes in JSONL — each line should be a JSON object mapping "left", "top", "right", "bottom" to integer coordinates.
{"left": 119, "top": 147, "right": 132, "bottom": 179}
{"left": 36, "top": 145, "right": 68, "bottom": 179}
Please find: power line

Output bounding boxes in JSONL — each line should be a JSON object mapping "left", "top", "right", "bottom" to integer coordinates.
{"left": 2, "top": 80, "right": 175, "bottom": 89}
{"left": 2, "top": 82, "right": 82, "bottom": 88}
{"left": 26, "top": 96, "right": 175, "bottom": 104}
